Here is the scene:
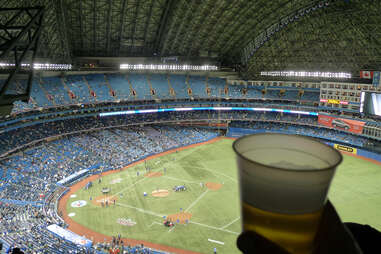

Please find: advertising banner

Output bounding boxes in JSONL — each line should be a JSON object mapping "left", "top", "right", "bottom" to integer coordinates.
{"left": 334, "top": 144, "right": 357, "bottom": 154}
{"left": 372, "top": 71, "right": 381, "bottom": 87}
{"left": 318, "top": 115, "right": 365, "bottom": 134}
{"left": 327, "top": 99, "right": 340, "bottom": 104}
{"left": 320, "top": 99, "right": 349, "bottom": 105}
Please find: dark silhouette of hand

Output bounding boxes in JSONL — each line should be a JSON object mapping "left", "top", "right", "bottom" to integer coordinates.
{"left": 236, "top": 201, "right": 376, "bottom": 254}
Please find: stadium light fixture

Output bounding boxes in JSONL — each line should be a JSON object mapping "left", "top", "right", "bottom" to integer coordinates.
{"left": 0, "top": 62, "right": 72, "bottom": 70}
{"left": 260, "top": 71, "right": 351, "bottom": 79}
{"left": 120, "top": 64, "right": 218, "bottom": 72}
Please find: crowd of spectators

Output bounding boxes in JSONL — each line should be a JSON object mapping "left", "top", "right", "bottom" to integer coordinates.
{"left": 230, "top": 121, "right": 368, "bottom": 147}
{"left": 94, "top": 239, "right": 158, "bottom": 254}
{"left": 1, "top": 110, "right": 378, "bottom": 157}
{"left": 0, "top": 126, "right": 217, "bottom": 253}
{"left": 1, "top": 111, "right": 316, "bottom": 155}
{"left": 0, "top": 203, "right": 90, "bottom": 254}
{"left": 0, "top": 107, "right": 379, "bottom": 253}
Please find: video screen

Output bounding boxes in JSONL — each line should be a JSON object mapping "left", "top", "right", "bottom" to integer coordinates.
{"left": 361, "top": 92, "right": 381, "bottom": 116}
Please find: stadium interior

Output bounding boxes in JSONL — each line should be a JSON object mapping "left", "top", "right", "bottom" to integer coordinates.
{"left": 0, "top": 0, "right": 381, "bottom": 253}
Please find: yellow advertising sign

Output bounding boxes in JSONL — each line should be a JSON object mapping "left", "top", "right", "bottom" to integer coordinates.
{"left": 334, "top": 144, "right": 357, "bottom": 154}
{"left": 328, "top": 99, "right": 340, "bottom": 104}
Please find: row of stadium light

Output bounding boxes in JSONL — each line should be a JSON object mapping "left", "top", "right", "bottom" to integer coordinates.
{"left": 99, "top": 107, "right": 318, "bottom": 117}
{"left": 120, "top": 64, "right": 218, "bottom": 71}
{"left": 0, "top": 62, "right": 72, "bottom": 70}
{"left": 260, "top": 71, "right": 352, "bottom": 79}
{"left": 33, "top": 63, "right": 72, "bottom": 70}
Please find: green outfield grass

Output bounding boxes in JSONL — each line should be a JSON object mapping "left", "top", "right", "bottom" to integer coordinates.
{"left": 67, "top": 139, "right": 381, "bottom": 254}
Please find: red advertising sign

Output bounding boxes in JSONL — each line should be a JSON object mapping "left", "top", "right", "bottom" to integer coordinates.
{"left": 318, "top": 115, "right": 365, "bottom": 134}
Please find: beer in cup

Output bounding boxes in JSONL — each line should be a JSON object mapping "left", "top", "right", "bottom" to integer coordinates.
{"left": 233, "top": 133, "right": 342, "bottom": 254}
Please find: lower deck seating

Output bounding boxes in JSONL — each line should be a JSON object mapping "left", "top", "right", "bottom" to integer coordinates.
{"left": 0, "top": 126, "right": 218, "bottom": 253}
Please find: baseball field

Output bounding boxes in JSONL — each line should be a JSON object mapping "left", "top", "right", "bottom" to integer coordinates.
{"left": 63, "top": 137, "right": 381, "bottom": 254}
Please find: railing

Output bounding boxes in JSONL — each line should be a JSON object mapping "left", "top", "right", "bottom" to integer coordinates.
{"left": 2, "top": 112, "right": 378, "bottom": 160}
{"left": 0, "top": 98, "right": 326, "bottom": 131}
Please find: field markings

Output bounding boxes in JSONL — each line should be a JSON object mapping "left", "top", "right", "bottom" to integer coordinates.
{"left": 220, "top": 217, "right": 240, "bottom": 229}
{"left": 168, "top": 225, "right": 176, "bottom": 232}
{"left": 185, "top": 189, "right": 209, "bottom": 212}
{"left": 116, "top": 202, "right": 165, "bottom": 218}
{"left": 148, "top": 221, "right": 162, "bottom": 228}
{"left": 115, "top": 201, "right": 239, "bottom": 235}
{"left": 190, "top": 164, "right": 237, "bottom": 183}
{"left": 162, "top": 175, "right": 200, "bottom": 184}
{"left": 208, "top": 239, "right": 225, "bottom": 245}
{"left": 190, "top": 221, "right": 239, "bottom": 235}
{"left": 109, "top": 175, "right": 148, "bottom": 199}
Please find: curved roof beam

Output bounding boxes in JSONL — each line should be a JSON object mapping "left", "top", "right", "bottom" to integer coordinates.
{"left": 241, "top": 0, "right": 332, "bottom": 65}
{"left": 153, "top": 0, "right": 175, "bottom": 55}
{"left": 244, "top": 1, "right": 381, "bottom": 78}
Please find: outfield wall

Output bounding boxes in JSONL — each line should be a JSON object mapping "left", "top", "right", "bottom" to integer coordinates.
{"left": 324, "top": 141, "right": 381, "bottom": 163}
{"left": 227, "top": 127, "right": 381, "bottom": 163}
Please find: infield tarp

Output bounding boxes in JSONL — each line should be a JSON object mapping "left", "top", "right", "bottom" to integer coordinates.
{"left": 47, "top": 224, "right": 92, "bottom": 248}
{"left": 57, "top": 169, "right": 89, "bottom": 185}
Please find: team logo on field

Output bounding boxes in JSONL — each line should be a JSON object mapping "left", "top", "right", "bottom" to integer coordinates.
{"left": 117, "top": 218, "right": 136, "bottom": 226}
{"left": 71, "top": 200, "right": 87, "bottom": 208}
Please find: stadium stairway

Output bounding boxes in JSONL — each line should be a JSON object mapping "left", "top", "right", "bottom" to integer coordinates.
{"left": 44, "top": 77, "right": 72, "bottom": 105}
{"left": 82, "top": 76, "right": 98, "bottom": 103}
{"left": 64, "top": 75, "right": 93, "bottom": 104}
{"left": 149, "top": 74, "right": 171, "bottom": 99}
{"left": 128, "top": 73, "right": 151, "bottom": 100}
{"left": 85, "top": 74, "right": 114, "bottom": 102}
{"left": 106, "top": 74, "right": 130, "bottom": 101}
{"left": 145, "top": 75, "right": 158, "bottom": 100}
{"left": 188, "top": 75, "right": 207, "bottom": 99}
{"left": 32, "top": 79, "right": 55, "bottom": 107}
{"left": 168, "top": 74, "right": 188, "bottom": 99}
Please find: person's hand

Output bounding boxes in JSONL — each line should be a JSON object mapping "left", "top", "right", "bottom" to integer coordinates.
{"left": 237, "top": 200, "right": 363, "bottom": 254}
{"left": 237, "top": 230, "right": 290, "bottom": 254}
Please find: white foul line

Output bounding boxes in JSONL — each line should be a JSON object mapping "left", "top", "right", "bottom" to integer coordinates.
{"left": 190, "top": 221, "right": 239, "bottom": 235}
{"left": 208, "top": 239, "right": 225, "bottom": 245}
{"left": 116, "top": 202, "right": 164, "bottom": 218}
{"left": 148, "top": 221, "right": 162, "bottom": 228}
{"left": 162, "top": 175, "right": 199, "bottom": 184}
{"left": 115, "top": 201, "right": 239, "bottom": 235}
{"left": 220, "top": 217, "right": 240, "bottom": 229}
{"left": 185, "top": 189, "right": 209, "bottom": 212}
{"left": 190, "top": 164, "right": 237, "bottom": 183}
{"left": 110, "top": 175, "right": 147, "bottom": 199}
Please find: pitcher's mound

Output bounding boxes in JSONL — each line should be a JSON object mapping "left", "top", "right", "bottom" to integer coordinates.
{"left": 92, "top": 195, "right": 118, "bottom": 206}
{"left": 167, "top": 212, "right": 192, "bottom": 224}
{"left": 206, "top": 182, "right": 222, "bottom": 190}
{"left": 145, "top": 172, "right": 163, "bottom": 177}
{"left": 152, "top": 189, "right": 169, "bottom": 197}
